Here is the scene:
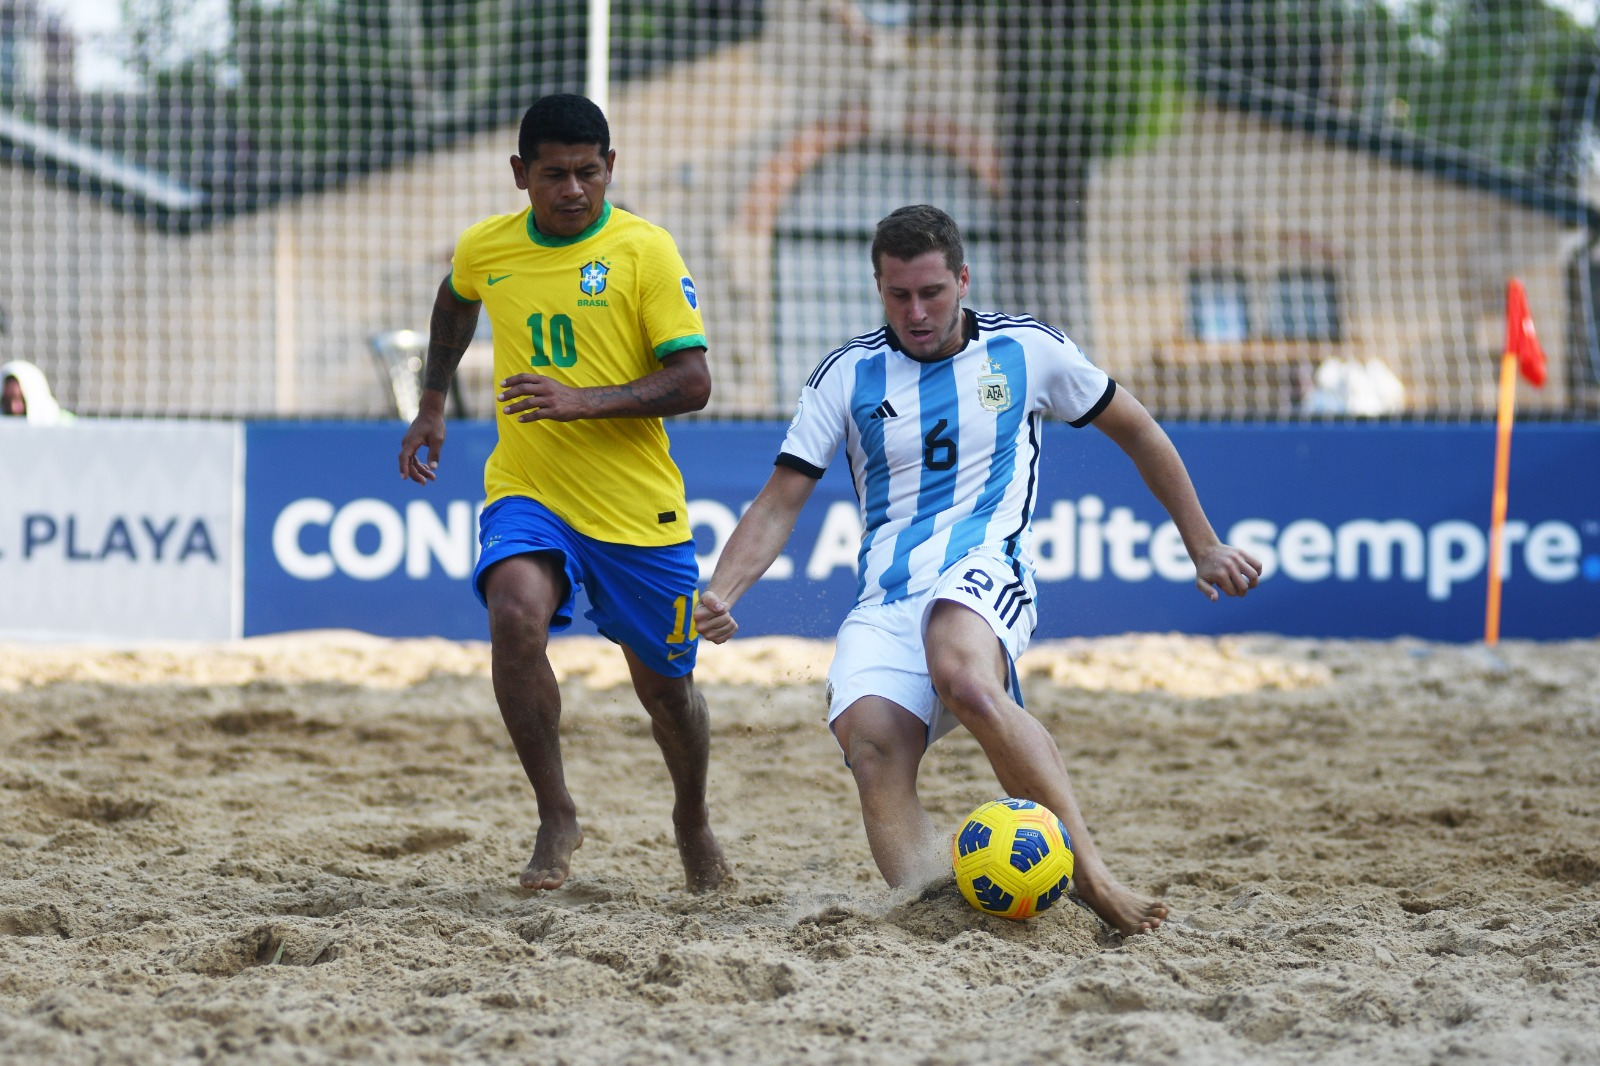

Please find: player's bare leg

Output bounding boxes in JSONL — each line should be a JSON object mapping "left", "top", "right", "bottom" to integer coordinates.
{"left": 623, "top": 648, "right": 734, "bottom": 893}
{"left": 926, "top": 601, "right": 1169, "bottom": 937}
{"left": 484, "top": 555, "right": 584, "bottom": 890}
{"left": 833, "top": 696, "right": 949, "bottom": 890}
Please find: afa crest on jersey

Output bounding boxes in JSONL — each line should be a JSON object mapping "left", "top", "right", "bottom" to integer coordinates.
{"left": 579, "top": 260, "right": 609, "bottom": 296}
{"left": 977, "top": 355, "right": 1012, "bottom": 412}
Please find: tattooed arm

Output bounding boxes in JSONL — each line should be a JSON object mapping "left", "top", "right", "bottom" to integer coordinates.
{"left": 496, "top": 347, "right": 710, "bottom": 423}
{"left": 399, "top": 276, "right": 481, "bottom": 483}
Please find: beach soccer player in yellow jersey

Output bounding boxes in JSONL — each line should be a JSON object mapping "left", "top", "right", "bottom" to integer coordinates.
{"left": 398, "top": 93, "right": 733, "bottom": 894}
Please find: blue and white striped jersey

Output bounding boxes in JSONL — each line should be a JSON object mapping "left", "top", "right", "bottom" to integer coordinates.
{"left": 778, "top": 308, "right": 1115, "bottom": 609}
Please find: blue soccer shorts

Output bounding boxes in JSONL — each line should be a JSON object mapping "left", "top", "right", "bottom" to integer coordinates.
{"left": 473, "top": 495, "right": 702, "bottom": 677}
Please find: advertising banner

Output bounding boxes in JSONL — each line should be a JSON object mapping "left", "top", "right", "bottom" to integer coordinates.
{"left": 244, "top": 421, "right": 1600, "bottom": 643}
{"left": 1038, "top": 422, "right": 1600, "bottom": 642}
{"left": 0, "top": 420, "right": 241, "bottom": 641}
{"left": 243, "top": 422, "right": 498, "bottom": 640}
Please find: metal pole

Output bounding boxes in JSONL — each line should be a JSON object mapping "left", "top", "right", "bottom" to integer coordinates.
{"left": 587, "top": 0, "right": 610, "bottom": 115}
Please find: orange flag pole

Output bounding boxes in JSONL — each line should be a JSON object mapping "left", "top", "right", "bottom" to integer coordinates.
{"left": 1483, "top": 347, "right": 1518, "bottom": 647}
{"left": 1485, "top": 278, "right": 1547, "bottom": 647}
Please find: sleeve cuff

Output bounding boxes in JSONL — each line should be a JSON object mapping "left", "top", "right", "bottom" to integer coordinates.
{"left": 1068, "top": 378, "right": 1117, "bottom": 428}
{"left": 775, "top": 452, "right": 825, "bottom": 479}
{"left": 654, "top": 335, "right": 709, "bottom": 359}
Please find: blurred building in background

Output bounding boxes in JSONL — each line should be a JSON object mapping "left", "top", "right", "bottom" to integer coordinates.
{"left": 2, "top": 0, "right": 1597, "bottom": 421}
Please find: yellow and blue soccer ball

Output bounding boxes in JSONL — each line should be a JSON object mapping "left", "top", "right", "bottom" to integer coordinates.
{"left": 951, "top": 798, "right": 1074, "bottom": 920}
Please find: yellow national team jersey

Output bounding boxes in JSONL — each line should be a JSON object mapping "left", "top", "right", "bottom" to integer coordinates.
{"left": 451, "top": 202, "right": 708, "bottom": 546}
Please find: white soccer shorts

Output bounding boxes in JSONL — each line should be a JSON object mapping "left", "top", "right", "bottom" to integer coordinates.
{"left": 825, "top": 547, "right": 1037, "bottom": 751}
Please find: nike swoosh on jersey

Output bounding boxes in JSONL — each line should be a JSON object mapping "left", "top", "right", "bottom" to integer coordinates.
{"left": 666, "top": 648, "right": 691, "bottom": 661}
{"left": 487, "top": 274, "right": 512, "bottom": 285}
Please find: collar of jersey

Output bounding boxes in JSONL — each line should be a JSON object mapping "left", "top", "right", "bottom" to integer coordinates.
{"left": 525, "top": 201, "right": 612, "bottom": 247}
{"left": 884, "top": 308, "right": 980, "bottom": 361}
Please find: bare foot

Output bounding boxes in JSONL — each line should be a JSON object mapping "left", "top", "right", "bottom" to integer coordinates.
{"left": 675, "top": 820, "right": 735, "bottom": 894}
{"left": 519, "top": 817, "right": 583, "bottom": 890}
{"left": 1075, "top": 873, "right": 1169, "bottom": 937}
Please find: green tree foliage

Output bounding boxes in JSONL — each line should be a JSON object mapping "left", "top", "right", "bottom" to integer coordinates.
{"left": 939, "top": 0, "right": 1594, "bottom": 329}
{"left": 1193, "top": 0, "right": 1353, "bottom": 101}
{"left": 975, "top": 1, "right": 1196, "bottom": 328}
{"left": 989, "top": 0, "right": 1597, "bottom": 180}
{"left": 1346, "top": 0, "right": 1597, "bottom": 179}
{"left": 35, "top": 1, "right": 1597, "bottom": 202}
{"left": 71, "top": 0, "right": 756, "bottom": 202}
{"left": 230, "top": 0, "right": 419, "bottom": 190}
{"left": 1197, "top": 0, "right": 1597, "bottom": 179}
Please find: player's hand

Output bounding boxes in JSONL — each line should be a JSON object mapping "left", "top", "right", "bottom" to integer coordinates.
{"left": 694, "top": 590, "right": 738, "bottom": 644}
{"left": 1193, "top": 544, "right": 1263, "bottom": 601}
{"left": 399, "top": 410, "right": 446, "bottom": 484}
{"left": 499, "top": 373, "right": 586, "bottom": 423}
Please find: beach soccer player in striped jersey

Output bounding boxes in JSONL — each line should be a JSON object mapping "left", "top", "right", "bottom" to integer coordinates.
{"left": 399, "top": 93, "right": 733, "bottom": 895}
{"left": 695, "top": 205, "right": 1261, "bottom": 936}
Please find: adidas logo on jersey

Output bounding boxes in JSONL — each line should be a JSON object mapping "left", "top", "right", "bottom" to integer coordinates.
{"left": 869, "top": 400, "right": 898, "bottom": 420}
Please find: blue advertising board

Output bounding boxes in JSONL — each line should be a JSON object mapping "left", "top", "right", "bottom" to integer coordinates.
{"left": 1050, "top": 422, "right": 1600, "bottom": 641}
{"left": 245, "top": 422, "right": 499, "bottom": 639}
{"left": 244, "top": 421, "right": 1600, "bottom": 642}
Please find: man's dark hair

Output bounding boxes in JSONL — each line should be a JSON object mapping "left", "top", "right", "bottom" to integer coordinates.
{"left": 871, "top": 205, "right": 964, "bottom": 276}
{"left": 519, "top": 94, "right": 610, "bottom": 162}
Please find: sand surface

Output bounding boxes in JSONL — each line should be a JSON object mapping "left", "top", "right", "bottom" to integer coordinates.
{"left": 1, "top": 631, "right": 1596, "bottom": 1064}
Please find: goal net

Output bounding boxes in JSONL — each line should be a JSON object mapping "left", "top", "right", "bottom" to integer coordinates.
{"left": 3, "top": 0, "right": 1597, "bottom": 420}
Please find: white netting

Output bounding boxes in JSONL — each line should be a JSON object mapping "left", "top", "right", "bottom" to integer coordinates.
{"left": 2, "top": 0, "right": 1598, "bottom": 420}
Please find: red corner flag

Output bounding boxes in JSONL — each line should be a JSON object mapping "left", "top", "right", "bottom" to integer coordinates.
{"left": 1505, "top": 279, "right": 1547, "bottom": 388}
{"left": 1485, "top": 278, "right": 1546, "bottom": 646}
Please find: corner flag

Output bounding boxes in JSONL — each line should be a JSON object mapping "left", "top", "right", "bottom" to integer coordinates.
{"left": 1505, "top": 278, "right": 1547, "bottom": 388}
{"left": 1485, "top": 278, "right": 1546, "bottom": 647}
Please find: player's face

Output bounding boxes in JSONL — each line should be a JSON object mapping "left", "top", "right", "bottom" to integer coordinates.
{"left": 512, "top": 142, "right": 615, "bottom": 239}
{"left": 876, "top": 251, "right": 970, "bottom": 361}
{"left": 1, "top": 377, "right": 23, "bottom": 416}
